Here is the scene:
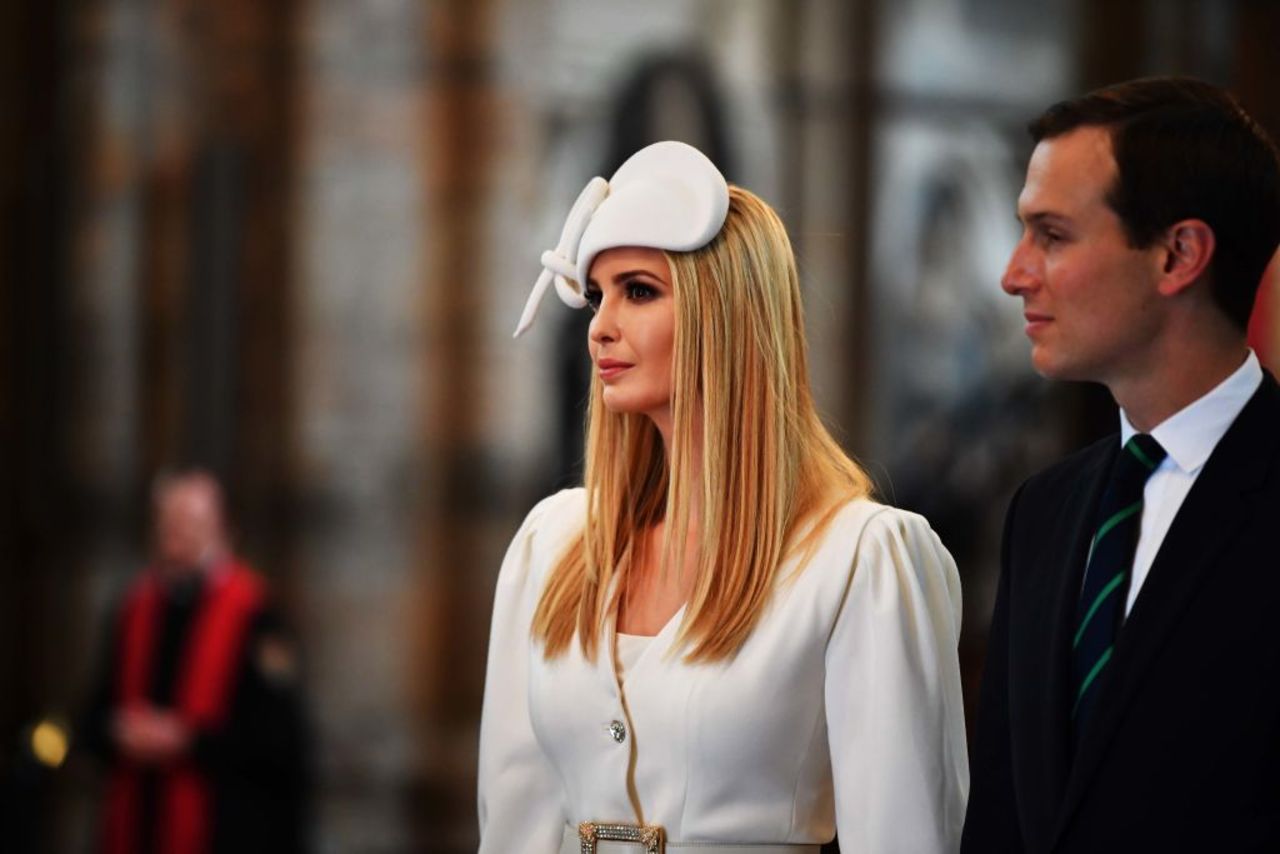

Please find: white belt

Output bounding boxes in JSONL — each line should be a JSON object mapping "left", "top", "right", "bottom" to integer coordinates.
{"left": 560, "top": 824, "right": 820, "bottom": 854}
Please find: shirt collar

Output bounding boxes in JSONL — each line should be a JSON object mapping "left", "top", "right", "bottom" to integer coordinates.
{"left": 1120, "top": 350, "right": 1263, "bottom": 474}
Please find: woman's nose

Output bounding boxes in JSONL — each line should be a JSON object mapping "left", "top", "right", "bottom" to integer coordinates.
{"left": 589, "top": 296, "right": 617, "bottom": 344}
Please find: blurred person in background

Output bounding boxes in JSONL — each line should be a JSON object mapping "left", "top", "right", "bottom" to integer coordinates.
{"left": 78, "top": 470, "right": 310, "bottom": 854}
{"left": 479, "top": 141, "right": 968, "bottom": 853}
{"left": 963, "top": 77, "right": 1280, "bottom": 853}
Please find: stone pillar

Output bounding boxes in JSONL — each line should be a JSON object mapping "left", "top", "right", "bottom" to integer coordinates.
{"left": 413, "top": 1, "right": 504, "bottom": 845}
{"left": 294, "top": 0, "right": 428, "bottom": 848}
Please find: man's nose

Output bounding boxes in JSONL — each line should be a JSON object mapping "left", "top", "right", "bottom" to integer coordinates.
{"left": 1001, "top": 238, "right": 1038, "bottom": 296}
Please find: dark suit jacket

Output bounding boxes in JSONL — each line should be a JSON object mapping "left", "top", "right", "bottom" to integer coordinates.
{"left": 962, "top": 372, "right": 1280, "bottom": 853}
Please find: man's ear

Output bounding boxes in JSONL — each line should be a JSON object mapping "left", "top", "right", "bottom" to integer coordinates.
{"left": 1157, "top": 219, "right": 1215, "bottom": 296}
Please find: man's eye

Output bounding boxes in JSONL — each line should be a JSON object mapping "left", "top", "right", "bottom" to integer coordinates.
{"left": 1035, "top": 229, "right": 1065, "bottom": 247}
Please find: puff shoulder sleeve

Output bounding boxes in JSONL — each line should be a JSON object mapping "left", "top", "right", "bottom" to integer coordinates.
{"left": 477, "top": 492, "right": 573, "bottom": 852}
{"left": 825, "top": 507, "right": 969, "bottom": 852}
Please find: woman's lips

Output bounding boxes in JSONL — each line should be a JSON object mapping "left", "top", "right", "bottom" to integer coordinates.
{"left": 597, "top": 359, "right": 633, "bottom": 380}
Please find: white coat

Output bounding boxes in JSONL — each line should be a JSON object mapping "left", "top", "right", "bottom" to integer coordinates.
{"left": 478, "top": 488, "right": 968, "bottom": 852}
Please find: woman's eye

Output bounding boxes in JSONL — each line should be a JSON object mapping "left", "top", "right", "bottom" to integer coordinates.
{"left": 625, "top": 281, "right": 656, "bottom": 301}
{"left": 583, "top": 288, "right": 602, "bottom": 311}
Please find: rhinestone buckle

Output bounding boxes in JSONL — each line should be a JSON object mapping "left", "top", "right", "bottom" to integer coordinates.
{"left": 578, "top": 821, "right": 664, "bottom": 854}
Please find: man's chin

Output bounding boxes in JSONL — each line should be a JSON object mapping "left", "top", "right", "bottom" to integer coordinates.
{"left": 1030, "top": 349, "right": 1090, "bottom": 383}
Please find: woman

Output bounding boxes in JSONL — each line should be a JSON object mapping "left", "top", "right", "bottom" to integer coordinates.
{"left": 480, "top": 141, "right": 967, "bottom": 853}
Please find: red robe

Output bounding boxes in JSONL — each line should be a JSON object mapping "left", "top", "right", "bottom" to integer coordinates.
{"left": 102, "top": 561, "right": 265, "bottom": 854}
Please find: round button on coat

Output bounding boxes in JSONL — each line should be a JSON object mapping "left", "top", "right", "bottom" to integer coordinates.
{"left": 607, "top": 720, "right": 627, "bottom": 743}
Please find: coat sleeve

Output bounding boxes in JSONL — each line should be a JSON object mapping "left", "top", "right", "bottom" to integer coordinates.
{"left": 960, "top": 484, "right": 1026, "bottom": 853}
{"left": 190, "top": 605, "right": 312, "bottom": 853}
{"left": 477, "top": 495, "right": 570, "bottom": 853}
{"left": 825, "top": 508, "right": 969, "bottom": 853}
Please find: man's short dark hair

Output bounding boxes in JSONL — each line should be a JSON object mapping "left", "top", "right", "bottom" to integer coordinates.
{"left": 1030, "top": 76, "right": 1280, "bottom": 331}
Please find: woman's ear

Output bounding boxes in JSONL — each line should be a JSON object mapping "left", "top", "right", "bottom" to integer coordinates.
{"left": 1157, "top": 219, "right": 1215, "bottom": 296}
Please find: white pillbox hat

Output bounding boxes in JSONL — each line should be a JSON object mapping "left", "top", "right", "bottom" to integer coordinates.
{"left": 514, "top": 140, "right": 729, "bottom": 337}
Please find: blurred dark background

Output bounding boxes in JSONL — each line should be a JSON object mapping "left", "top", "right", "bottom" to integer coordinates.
{"left": 3, "top": 0, "right": 1279, "bottom": 851}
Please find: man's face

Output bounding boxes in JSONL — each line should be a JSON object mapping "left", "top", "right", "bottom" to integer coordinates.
{"left": 154, "top": 482, "right": 221, "bottom": 576}
{"left": 1003, "top": 126, "right": 1167, "bottom": 386}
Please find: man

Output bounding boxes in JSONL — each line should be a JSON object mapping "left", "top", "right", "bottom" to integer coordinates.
{"left": 80, "top": 471, "right": 309, "bottom": 854}
{"left": 962, "top": 77, "right": 1280, "bottom": 853}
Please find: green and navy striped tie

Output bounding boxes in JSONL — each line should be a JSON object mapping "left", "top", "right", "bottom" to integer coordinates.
{"left": 1071, "top": 433, "right": 1167, "bottom": 745}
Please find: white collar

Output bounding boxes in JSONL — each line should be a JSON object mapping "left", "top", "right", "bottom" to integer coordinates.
{"left": 1119, "top": 350, "right": 1263, "bottom": 474}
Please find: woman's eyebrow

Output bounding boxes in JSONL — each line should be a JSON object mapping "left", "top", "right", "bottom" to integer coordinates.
{"left": 586, "top": 268, "right": 668, "bottom": 288}
{"left": 608, "top": 269, "right": 666, "bottom": 284}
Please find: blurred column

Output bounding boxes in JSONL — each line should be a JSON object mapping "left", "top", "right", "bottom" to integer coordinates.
{"left": 1236, "top": 1, "right": 1280, "bottom": 373}
{"left": 414, "top": 0, "right": 498, "bottom": 846}
{"left": 12, "top": 0, "right": 158, "bottom": 849}
{"left": 769, "top": 0, "right": 878, "bottom": 446}
{"left": 1, "top": 0, "right": 78, "bottom": 814}
{"left": 1235, "top": 0, "right": 1280, "bottom": 137}
{"left": 135, "top": 3, "right": 197, "bottom": 480}
{"left": 1077, "top": 0, "right": 1146, "bottom": 89}
{"left": 184, "top": 0, "right": 304, "bottom": 608}
{"left": 294, "top": 0, "right": 428, "bottom": 849}
{"left": 61, "top": 0, "right": 155, "bottom": 709}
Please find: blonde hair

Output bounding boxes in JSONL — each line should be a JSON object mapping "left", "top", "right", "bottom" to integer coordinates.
{"left": 532, "top": 186, "right": 872, "bottom": 663}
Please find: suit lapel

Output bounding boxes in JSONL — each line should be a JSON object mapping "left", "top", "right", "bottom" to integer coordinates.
{"left": 1012, "top": 439, "right": 1114, "bottom": 852}
{"left": 1050, "top": 375, "right": 1280, "bottom": 847}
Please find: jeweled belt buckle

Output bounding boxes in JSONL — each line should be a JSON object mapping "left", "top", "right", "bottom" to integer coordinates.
{"left": 578, "top": 821, "right": 664, "bottom": 854}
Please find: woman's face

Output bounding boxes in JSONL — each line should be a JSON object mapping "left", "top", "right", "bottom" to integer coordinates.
{"left": 585, "top": 246, "right": 676, "bottom": 431}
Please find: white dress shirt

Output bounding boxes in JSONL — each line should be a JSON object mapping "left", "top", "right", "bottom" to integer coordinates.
{"left": 477, "top": 488, "right": 969, "bottom": 852}
{"left": 1120, "top": 350, "right": 1263, "bottom": 616}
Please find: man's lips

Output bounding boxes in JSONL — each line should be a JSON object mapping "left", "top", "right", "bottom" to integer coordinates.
{"left": 1024, "top": 312, "right": 1052, "bottom": 334}
{"left": 597, "top": 359, "right": 634, "bottom": 379}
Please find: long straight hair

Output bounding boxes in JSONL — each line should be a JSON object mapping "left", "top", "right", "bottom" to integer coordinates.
{"left": 532, "top": 186, "right": 872, "bottom": 663}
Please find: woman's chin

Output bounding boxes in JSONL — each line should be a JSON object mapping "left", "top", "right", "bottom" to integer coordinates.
{"left": 600, "top": 388, "right": 664, "bottom": 417}
{"left": 600, "top": 388, "right": 635, "bottom": 413}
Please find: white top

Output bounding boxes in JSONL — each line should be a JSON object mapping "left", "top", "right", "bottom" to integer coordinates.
{"left": 477, "top": 488, "right": 969, "bottom": 852}
{"left": 1119, "top": 350, "right": 1263, "bottom": 615}
{"left": 614, "top": 633, "right": 652, "bottom": 682}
